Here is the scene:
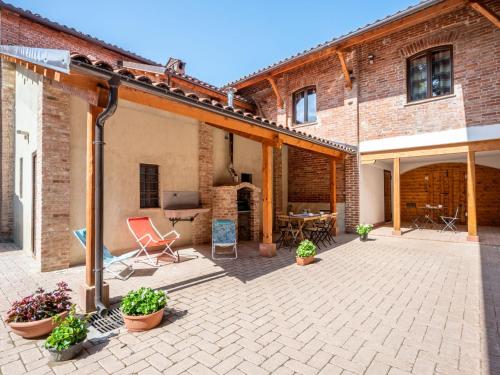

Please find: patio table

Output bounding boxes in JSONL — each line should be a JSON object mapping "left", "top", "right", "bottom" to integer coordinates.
{"left": 287, "top": 213, "right": 332, "bottom": 241}
{"left": 419, "top": 205, "right": 443, "bottom": 229}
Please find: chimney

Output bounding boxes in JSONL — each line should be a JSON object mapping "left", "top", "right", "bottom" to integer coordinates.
{"left": 166, "top": 57, "right": 186, "bottom": 75}
{"left": 225, "top": 87, "right": 237, "bottom": 108}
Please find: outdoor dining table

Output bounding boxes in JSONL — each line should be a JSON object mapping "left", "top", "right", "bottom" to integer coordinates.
{"left": 286, "top": 213, "right": 331, "bottom": 241}
{"left": 418, "top": 205, "right": 444, "bottom": 228}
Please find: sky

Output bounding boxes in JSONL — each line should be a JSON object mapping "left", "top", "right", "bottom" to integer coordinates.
{"left": 9, "top": 0, "right": 419, "bottom": 87}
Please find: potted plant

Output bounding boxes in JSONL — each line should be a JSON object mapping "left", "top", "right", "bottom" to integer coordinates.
{"left": 44, "top": 307, "right": 88, "bottom": 361}
{"left": 5, "top": 281, "right": 72, "bottom": 338}
{"left": 356, "top": 224, "right": 373, "bottom": 241}
{"left": 120, "top": 287, "right": 168, "bottom": 332}
{"left": 296, "top": 239, "right": 317, "bottom": 266}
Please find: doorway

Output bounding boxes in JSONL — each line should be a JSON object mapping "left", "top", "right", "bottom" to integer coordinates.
{"left": 384, "top": 170, "right": 392, "bottom": 222}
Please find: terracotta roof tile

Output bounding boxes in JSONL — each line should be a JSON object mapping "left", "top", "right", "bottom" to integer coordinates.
{"left": 69, "top": 53, "right": 357, "bottom": 154}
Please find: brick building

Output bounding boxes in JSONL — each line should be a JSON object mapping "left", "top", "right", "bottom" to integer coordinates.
{"left": 0, "top": 0, "right": 499, "bottom": 276}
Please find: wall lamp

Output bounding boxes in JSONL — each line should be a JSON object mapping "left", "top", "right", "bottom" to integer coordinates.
{"left": 368, "top": 54, "right": 375, "bottom": 64}
{"left": 16, "top": 130, "right": 29, "bottom": 143}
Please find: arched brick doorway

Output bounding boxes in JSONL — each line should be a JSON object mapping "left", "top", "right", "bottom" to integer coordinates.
{"left": 401, "top": 163, "right": 500, "bottom": 226}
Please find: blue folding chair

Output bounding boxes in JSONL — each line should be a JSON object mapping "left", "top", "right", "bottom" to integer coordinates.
{"left": 212, "top": 220, "right": 237, "bottom": 259}
{"left": 73, "top": 228, "right": 138, "bottom": 280}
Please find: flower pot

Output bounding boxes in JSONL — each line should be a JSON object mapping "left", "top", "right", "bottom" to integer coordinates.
{"left": 122, "top": 308, "right": 164, "bottom": 332}
{"left": 360, "top": 234, "right": 368, "bottom": 241}
{"left": 8, "top": 311, "right": 69, "bottom": 339}
{"left": 296, "top": 256, "right": 314, "bottom": 266}
{"left": 47, "top": 340, "right": 84, "bottom": 362}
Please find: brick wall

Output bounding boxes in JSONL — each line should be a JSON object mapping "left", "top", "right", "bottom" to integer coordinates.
{"left": 36, "top": 79, "right": 71, "bottom": 271}
{"left": 0, "top": 61, "right": 15, "bottom": 241}
{"left": 192, "top": 123, "right": 213, "bottom": 244}
{"left": 344, "top": 154, "right": 359, "bottom": 232}
{"left": 287, "top": 147, "right": 345, "bottom": 204}
{"left": 358, "top": 0, "right": 500, "bottom": 140}
{"left": 401, "top": 162, "right": 500, "bottom": 226}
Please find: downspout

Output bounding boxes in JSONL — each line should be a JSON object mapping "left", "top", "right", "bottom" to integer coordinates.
{"left": 94, "top": 76, "right": 121, "bottom": 316}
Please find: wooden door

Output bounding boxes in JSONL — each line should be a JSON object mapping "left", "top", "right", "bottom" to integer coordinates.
{"left": 384, "top": 170, "right": 392, "bottom": 222}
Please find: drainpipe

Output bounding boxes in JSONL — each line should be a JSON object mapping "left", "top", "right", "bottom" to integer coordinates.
{"left": 94, "top": 76, "right": 120, "bottom": 316}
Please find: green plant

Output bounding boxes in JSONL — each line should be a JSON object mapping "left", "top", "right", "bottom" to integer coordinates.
{"left": 120, "top": 287, "right": 168, "bottom": 316}
{"left": 356, "top": 224, "right": 373, "bottom": 236}
{"left": 296, "top": 239, "right": 317, "bottom": 258}
{"left": 44, "top": 306, "right": 88, "bottom": 351}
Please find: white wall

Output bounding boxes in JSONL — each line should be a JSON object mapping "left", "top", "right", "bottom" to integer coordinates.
{"left": 13, "top": 66, "right": 41, "bottom": 255}
{"left": 360, "top": 164, "right": 386, "bottom": 225}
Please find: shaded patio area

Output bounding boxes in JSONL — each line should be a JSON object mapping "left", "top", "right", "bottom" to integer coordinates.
{"left": 371, "top": 223, "right": 500, "bottom": 247}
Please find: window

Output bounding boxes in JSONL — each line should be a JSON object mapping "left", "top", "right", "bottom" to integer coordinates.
{"left": 293, "top": 87, "right": 317, "bottom": 124}
{"left": 407, "top": 46, "right": 453, "bottom": 102}
{"left": 140, "top": 164, "right": 159, "bottom": 208}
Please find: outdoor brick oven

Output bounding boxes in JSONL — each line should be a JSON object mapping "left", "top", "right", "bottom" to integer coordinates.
{"left": 212, "top": 182, "right": 260, "bottom": 241}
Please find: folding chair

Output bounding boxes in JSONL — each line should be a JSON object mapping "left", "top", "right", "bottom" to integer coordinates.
{"left": 440, "top": 207, "right": 460, "bottom": 233}
{"left": 73, "top": 229, "right": 137, "bottom": 280}
{"left": 405, "top": 202, "right": 421, "bottom": 229}
{"left": 127, "top": 217, "right": 180, "bottom": 266}
{"left": 212, "top": 220, "right": 237, "bottom": 259}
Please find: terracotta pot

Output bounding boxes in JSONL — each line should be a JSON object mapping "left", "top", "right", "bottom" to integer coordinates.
{"left": 47, "top": 340, "right": 84, "bottom": 362}
{"left": 8, "top": 311, "right": 68, "bottom": 339}
{"left": 122, "top": 308, "right": 164, "bottom": 332}
{"left": 296, "top": 255, "right": 314, "bottom": 266}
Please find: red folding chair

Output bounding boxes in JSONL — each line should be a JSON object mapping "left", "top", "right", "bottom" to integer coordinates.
{"left": 127, "top": 217, "right": 180, "bottom": 266}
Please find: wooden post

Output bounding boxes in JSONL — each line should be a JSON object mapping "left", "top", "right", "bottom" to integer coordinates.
{"left": 260, "top": 143, "right": 276, "bottom": 257}
{"left": 467, "top": 150, "right": 479, "bottom": 241}
{"left": 330, "top": 159, "right": 338, "bottom": 236}
{"left": 86, "top": 105, "right": 100, "bottom": 286}
{"left": 392, "top": 158, "right": 401, "bottom": 235}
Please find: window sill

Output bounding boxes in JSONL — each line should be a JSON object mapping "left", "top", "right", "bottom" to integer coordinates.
{"left": 139, "top": 207, "right": 162, "bottom": 211}
{"left": 404, "top": 94, "right": 455, "bottom": 107}
{"left": 292, "top": 121, "right": 318, "bottom": 129}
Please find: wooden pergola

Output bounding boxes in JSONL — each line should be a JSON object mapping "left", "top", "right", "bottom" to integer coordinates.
{"left": 1, "top": 51, "right": 353, "bottom": 310}
{"left": 361, "top": 139, "right": 500, "bottom": 241}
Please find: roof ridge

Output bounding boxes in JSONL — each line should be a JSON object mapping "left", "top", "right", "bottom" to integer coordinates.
{"left": 222, "top": 0, "right": 442, "bottom": 88}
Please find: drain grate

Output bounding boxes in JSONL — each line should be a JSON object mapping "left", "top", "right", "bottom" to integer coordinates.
{"left": 89, "top": 308, "right": 123, "bottom": 334}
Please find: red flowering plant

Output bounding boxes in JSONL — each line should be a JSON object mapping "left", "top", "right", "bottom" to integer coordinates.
{"left": 5, "top": 282, "right": 72, "bottom": 323}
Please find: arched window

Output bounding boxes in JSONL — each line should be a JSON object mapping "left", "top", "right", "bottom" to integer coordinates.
{"left": 407, "top": 45, "right": 453, "bottom": 102}
{"left": 293, "top": 86, "right": 316, "bottom": 124}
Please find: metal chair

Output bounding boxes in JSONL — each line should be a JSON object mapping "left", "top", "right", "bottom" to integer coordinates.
{"left": 440, "top": 207, "right": 460, "bottom": 233}
{"left": 127, "top": 216, "right": 180, "bottom": 266}
{"left": 405, "top": 202, "right": 421, "bottom": 229}
{"left": 212, "top": 219, "right": 237, "bottom": 259}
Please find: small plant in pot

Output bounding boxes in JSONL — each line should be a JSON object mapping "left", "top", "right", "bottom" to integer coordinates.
{"left": 296, "top": 239, "right": 317, "bottom": 266}
{"left": 356, "top": 224, "right": 373, "bottom": 241}
{"left": 5, "top": 281, "right": 72, "bottom": 338}
{"left": 44, "top": 306, "right": 88, "bottom": 362}
{"left": 121, "top": 287, "right": 168, "bottom": 332}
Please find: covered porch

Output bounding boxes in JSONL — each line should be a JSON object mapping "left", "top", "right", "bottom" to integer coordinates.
{"left": 361, "top": 141, "right": 500, "bottom": 245}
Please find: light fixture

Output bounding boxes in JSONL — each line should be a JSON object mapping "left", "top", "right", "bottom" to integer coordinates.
{"left": 368, "top": 54, "right": 375, "bottom": 64}
{"left": 16, "top": 130, "right": 29, "bottom": 143}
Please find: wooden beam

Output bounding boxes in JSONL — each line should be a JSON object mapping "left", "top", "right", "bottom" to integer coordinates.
{"left": 330, "top": 159, "right": 337, "bottom": 214}
{"left": 467, "top": 150, "right": 479, "bottom": 241}
{"left": 85, "top": 104, "right": 101, "bottom": 286}
{"left": 337, "top": 51, "right": 352, "bottom": 89}
{"left": 470, "top": 1, "right": 500, "bottom": 28}
{"left": 119, "top": 86, "right": 343, "bottom": 158}
{"left": 266, "top": 76, "right": 283, "bottom": 109}
{"left": 361, "top": 139, "right": 500, "bottom": 163}
{"left": 392, "top": 158, "right": 401, "bottom": 235}
{"left": 261, "top": 143, "right": 274, "bottom": 245}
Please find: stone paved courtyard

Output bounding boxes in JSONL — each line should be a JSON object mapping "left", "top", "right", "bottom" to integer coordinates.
{"left": 0, "top": 234, "right": 499, "bottom": 374}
